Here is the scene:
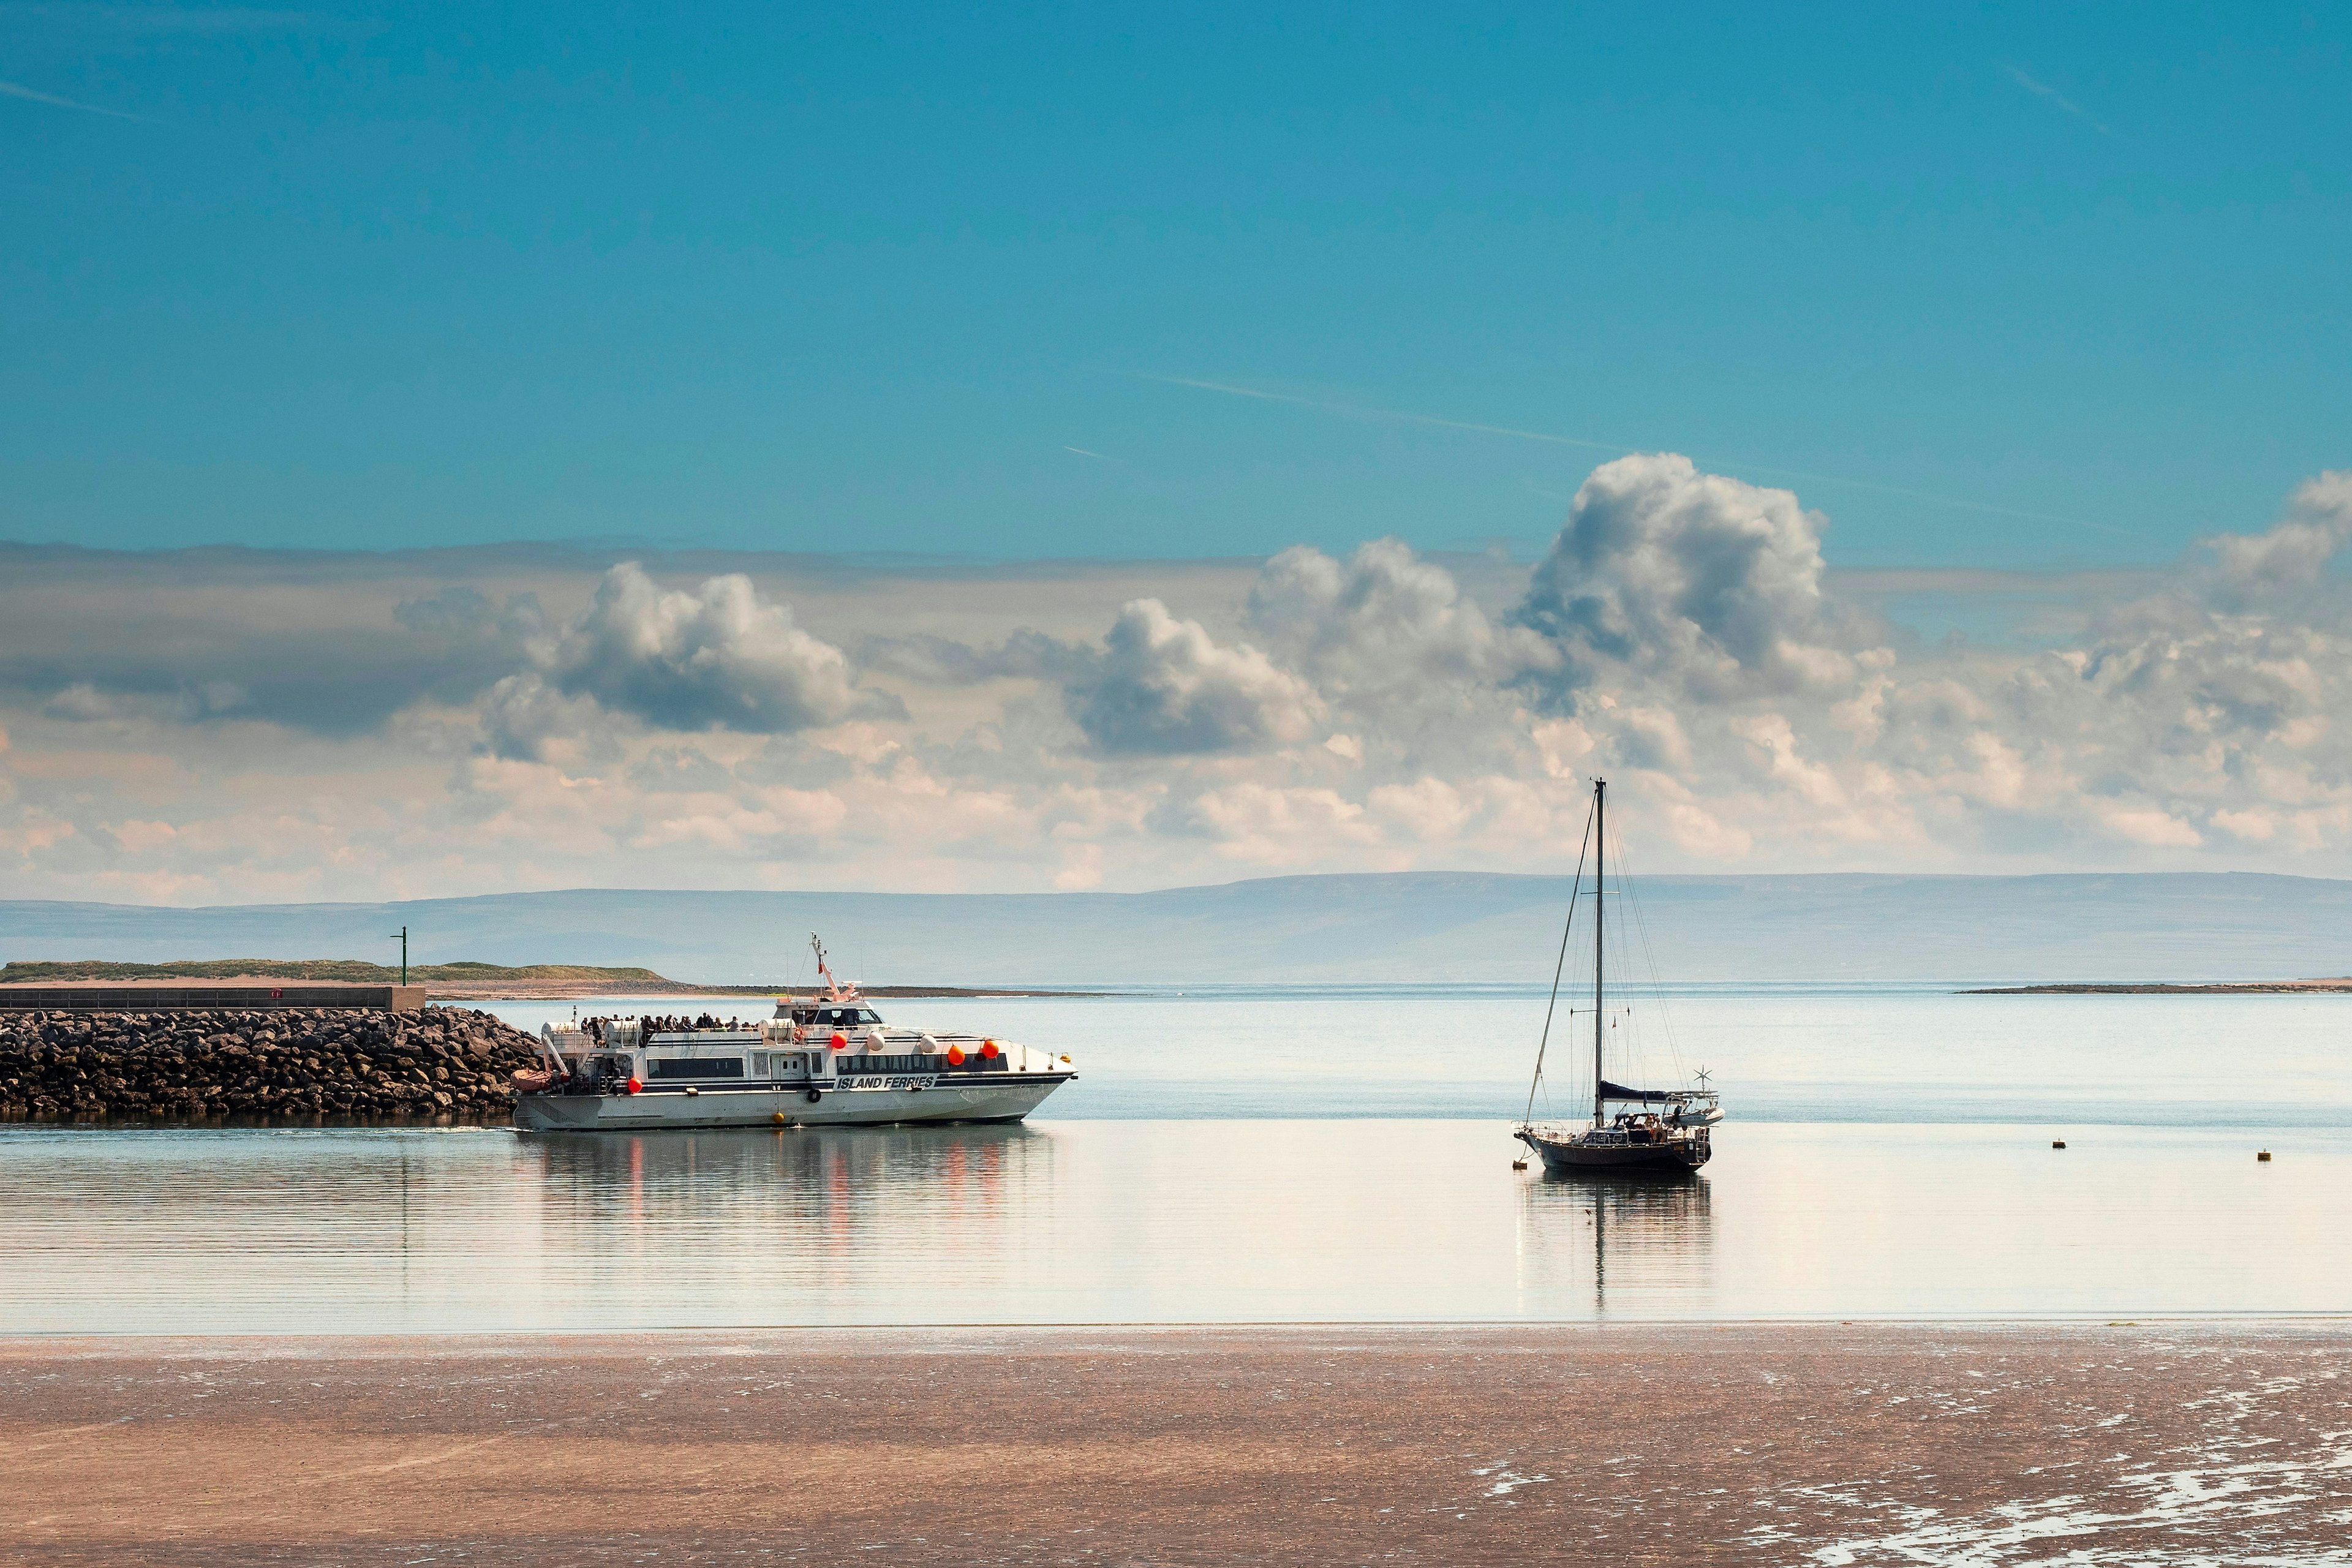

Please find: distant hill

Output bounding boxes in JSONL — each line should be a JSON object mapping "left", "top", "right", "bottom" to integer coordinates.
{"left": 2, "top": 872, "right": 2348, "bottom": 986}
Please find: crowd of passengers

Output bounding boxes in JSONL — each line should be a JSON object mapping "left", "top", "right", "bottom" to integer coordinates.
{"left": 579, "top": 1012, "right": 741, "bottom": 1041}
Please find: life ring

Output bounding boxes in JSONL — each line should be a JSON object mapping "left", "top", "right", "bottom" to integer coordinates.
{"left": 804, "top": 1088, "right": 823, "bottom": 1104}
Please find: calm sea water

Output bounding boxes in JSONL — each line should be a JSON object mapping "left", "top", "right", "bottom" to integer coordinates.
{"left": 500, "top": 983, "right": 2352, "bottom": 1125}
{"left": 4, "top": 987, "right": 2347, "bottom": 1332}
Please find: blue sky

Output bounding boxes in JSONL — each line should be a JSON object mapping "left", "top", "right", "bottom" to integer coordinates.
{"left": 2, "top": 1, "right": 2346, "bottom": 569}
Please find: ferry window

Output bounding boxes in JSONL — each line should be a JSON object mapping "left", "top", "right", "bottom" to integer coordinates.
{"left": 647, "top": 1057, "right": 746, "bottom": 1080}
{"left": 856, "top": 1009, "right": 883, "bottom": 1024}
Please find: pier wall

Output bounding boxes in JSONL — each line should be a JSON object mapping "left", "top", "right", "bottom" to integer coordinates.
{"left": 0, "top": 982, "right": 427, "bottom": 1012}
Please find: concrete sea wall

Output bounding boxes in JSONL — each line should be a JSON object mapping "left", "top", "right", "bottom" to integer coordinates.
{"left": 0, "top": 1006, "right": 545, "bottom": 1123}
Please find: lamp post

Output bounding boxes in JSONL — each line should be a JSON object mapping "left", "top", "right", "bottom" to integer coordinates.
{"left": 390, "top": 925, "right": 408, "bottom": 987}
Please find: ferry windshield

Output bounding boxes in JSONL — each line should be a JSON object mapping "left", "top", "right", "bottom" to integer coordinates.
{"left": 799, "top": 1005, "right": 886, "bottom": 1027}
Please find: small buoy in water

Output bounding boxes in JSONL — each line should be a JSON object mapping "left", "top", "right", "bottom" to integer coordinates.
{"left": 2258, "top": 1149, "right": 2273, "bottom": 1162}
{"left": 1511, "top": 1158, "right": 1528, "bottom": 1171}
{"left": 2052, "top": 1140, "right": 2067, "bottom": 1149}
{"left": 772, "top": 1111, "right": 787, "bottom": 1127}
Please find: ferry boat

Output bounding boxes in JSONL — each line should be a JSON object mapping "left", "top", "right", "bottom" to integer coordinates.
{"left": 1515, "top": 778, "right": 1722, "bottom": 1175}
{"left": 513, "top": 937, "right": 1076, "bottom": 1133}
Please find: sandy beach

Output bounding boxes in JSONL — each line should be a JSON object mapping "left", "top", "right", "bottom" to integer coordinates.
{"left": 6, "top": 1323, "right": 2350, "bottom": 1565}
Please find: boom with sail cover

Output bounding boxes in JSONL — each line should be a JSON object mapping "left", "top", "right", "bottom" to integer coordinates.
{"left": 1597, "top": 1079, "right": 1686, "bottom": 1103}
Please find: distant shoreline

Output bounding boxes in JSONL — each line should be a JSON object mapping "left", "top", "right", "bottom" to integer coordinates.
{"left": 1961, "top": 979, "right": 2352, "bottom": 995}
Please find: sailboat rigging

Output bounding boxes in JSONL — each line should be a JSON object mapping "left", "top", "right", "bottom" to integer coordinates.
{"left": 1516, "top": 778, "right": 1722, "bottom": 1175}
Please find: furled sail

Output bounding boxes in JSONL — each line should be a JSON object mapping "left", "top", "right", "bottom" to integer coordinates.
{"left": 1598, "top": 1079, "right": 1687, "bottom": 1102}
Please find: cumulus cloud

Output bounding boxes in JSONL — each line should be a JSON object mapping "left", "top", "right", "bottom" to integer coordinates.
{"left": 7, "top": 463, "right": 2352, "bottom": 902}
{"left": 443, "top": 466, "right": 2352, "bottom": 879}
{"left": 521, "top": 563, "right": 897, "bottom": 742}
{"left": 2203, "top": 472, "right": 2352, "bottom": 610}
{"left": 478, "top": 672, "right": 619, "bottom": 763}
{"left": 1228, "top": 538, "right": 1553, "bottom": 770}
{"left": 1068, "top": 599, "right": 1321, "bottom": 756}
{"left": 1515, "top": 453, "right": 1869, "bottom": 704}
{"left": 1247, "top": 538, "right": 1542, "bottom": 691}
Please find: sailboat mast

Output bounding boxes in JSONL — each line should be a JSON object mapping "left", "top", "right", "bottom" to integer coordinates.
{"left": 1593, "top": 777, "right": 1606, "bottom": 1130}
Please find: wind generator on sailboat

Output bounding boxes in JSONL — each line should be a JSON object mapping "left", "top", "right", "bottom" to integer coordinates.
{"left": 1515, "top": 778, "right": 1722, "bottom": 1175}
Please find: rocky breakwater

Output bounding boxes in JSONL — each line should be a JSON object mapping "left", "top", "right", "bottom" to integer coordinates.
{"left": 0, "top": 1006, "right": 548, "bottom": 1124}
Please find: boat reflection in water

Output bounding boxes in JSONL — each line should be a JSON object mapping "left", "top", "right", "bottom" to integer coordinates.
{"left": 1516, "top": 1170, "right": 1716, "bottom": 1317}
{"left": 520, "top": 1123, "right": 1058, "bottom": 1323}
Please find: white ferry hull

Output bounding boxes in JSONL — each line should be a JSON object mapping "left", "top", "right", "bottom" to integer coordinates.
{"left": 514, "top": 1074, "right": 1071, "bottom": 1133}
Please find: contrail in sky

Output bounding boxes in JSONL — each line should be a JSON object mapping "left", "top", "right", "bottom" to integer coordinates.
{"left": 1138, "top": 373, "right": 2122, "bottom": 535}
{"left": 1063, "top": 446, "right": 1120, "bottom": 461}
{"left": 2002, "top": 64, "right": 2122, "bottom": 140}
{"left": 0, "top": 78, "right": 148, "bottom": 121}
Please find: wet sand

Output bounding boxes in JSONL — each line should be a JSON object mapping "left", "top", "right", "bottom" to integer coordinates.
{"left": 6, "top": 1324, "right": 2350, "bottom": 1566}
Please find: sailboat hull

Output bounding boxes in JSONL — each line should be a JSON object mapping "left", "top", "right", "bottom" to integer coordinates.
{"left": 1518, "top": 1129, "right": 1710, "bottom": 1175}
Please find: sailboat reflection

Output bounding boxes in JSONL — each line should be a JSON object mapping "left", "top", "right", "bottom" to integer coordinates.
{"left": 1517, "top": 1170, "right": 1716, "bottom": 1317}
{"left": 518, "top": 1125, "right": 1055, "bottom": 1316}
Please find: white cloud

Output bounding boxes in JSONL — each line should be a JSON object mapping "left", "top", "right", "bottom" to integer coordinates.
{"left": 5, "top": 464, "right": 2352, "bottom": 901}
{"left": 1067, "top": 598, "right": 1321, "bottom": 756}
{"left": 479, "top": 672, "right": 617, "bottom": 763}
{"left": 2204, "top": 472, "right": 2352, "bottom": 609}
{"left": 538, "top": 563, "right": 894, "bottom": 736}
{"left": 1248, "top": 538, "right": 1543, "bottom": 692}
{"left": 1516, "top": 453, "right": 1870, "bottom": 704}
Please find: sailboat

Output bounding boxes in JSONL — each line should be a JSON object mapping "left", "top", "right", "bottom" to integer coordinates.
{"left": 1515, "top": 778, "right": 1722, "bottom": 1175}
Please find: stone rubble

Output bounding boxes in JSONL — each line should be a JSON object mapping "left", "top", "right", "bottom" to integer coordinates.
{"left": 0, "top": 1006, "right": 546, "bottom": 1124}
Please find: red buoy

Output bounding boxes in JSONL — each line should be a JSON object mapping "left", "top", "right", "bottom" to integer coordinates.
{"left": 830, "top": 1031, "right": 848, "bottom": 1050}
{"left": 981, "top": 1039, "right": 1000, "bottom": 1058}
{"left": 946, "top": 1045, "right": 966, "bottom": 1066}
{"left": 627, "top": 1077, "right": 643, "bottom": 1095}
